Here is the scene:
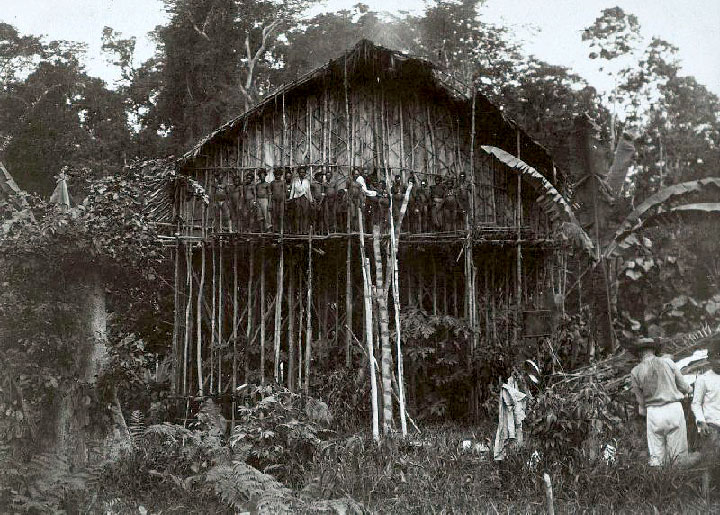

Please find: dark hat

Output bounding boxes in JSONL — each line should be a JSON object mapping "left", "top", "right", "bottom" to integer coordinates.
{"left": 705, "top": 333, "right": 720, "bottom": 358}
{"left": 626, "top": 337, "right": 663, "bottom": 355}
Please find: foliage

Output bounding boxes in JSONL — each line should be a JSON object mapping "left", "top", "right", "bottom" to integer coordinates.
{"left": 97, "top": 402, "right": 358, "bottom": 513}
{"left": 525, "top": 377, "right": 626, "bottom": 461}
{"left": 230, "top": 383, "right": 333, "bottom": 484}
{"left": 311, "top": 367, "right": 370, "bottom": 433}
{"left": 0, "top": 27, "right": 131, "bottom": 196}
{"left": 0, "top": 449, "right": 105, "bottom": 513}
{"left": 401, "top": 307, "right": 515, "bottom": 420}
{"left": 207, "top": 460, "right": 295, "bottom": 514}
{"left": 135, "top": 0, "right": 316, "bottom": 155}
{"left": 303, "top": 422, "right": 709, "bottom": 513}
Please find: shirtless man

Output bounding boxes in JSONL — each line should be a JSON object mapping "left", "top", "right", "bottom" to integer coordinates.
{"left": 323, "top": 170, "right": 337, "bottom": 233}
{"left": 391, "top": 174, "right": 404, "bottom": 230}
{"left": 336, "top": 187, "right": 347, "bottom": 231}
{"left": 230, "top": 173, "right": 244, "bottom": 232}
{"left": 456, "top": 172, "right": 471, "bottom": 229}
{"left": 284, "top": 170, "right": 295, "bottom": 232}
{"left": 415, "top": 178, "right": 430, "bottom": 233}
{"left": 374, "top": 181, "right": 390, "bottom": 231}
{"left": 244, "top": 173, "right": 257, "bottom": 232}
{"left": 407, "top": 176, "right": 420, "bottom": 233}
{"left": 256, "top": 169, "right": 271, "bottom": 231}
{"left": 347, "top": 169, "right": 363, "bottom": 231}
{"left": 443, "top": 176, "right": 458, "bottom": 231}
{"left": 430, "top": 175, "right": 446, "bottom": 231}
{"left": 270, "top": 170, "right": 286, "bottom": 233}
{"left": 310, "top": 170, "right": 325, "bottom": 232}
{"left": 215, "top": 174, "right": 233, "bottom": 231}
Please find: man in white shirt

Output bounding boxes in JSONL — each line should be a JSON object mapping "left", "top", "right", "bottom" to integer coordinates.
{"left": 691, "top": 355, "right": 720, "bottom": 444}
{"left": 289, "top": 167, "right": 313, "bottom": 233}
{"left": 630, "top": 337, "right": 691, "bottom": 466}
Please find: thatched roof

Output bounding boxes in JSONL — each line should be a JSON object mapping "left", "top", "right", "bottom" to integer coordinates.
{"left": 179, "top": 39, "right": 555, "bottom": 177}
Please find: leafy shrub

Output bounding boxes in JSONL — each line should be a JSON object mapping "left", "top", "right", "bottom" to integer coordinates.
{"left": 311, "top": 367, "right": 370, "bottom": 432}
{"left": 526, "top": 377, "right": 626, "bottom": 461}
{"left": 230, "top": 384, "right": 334, "bottom": 485}
{"left": 402, "top": 308, "right": 514, "bottom": 420}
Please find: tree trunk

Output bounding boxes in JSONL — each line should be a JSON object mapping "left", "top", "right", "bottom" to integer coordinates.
{"left": 53, "top": 270, "right": 130, "bottom": 468}
{"left": 372, "top": 224, "right": 393, "bottom": 434}
{"left": 358, "top": 208, "right": 379, "bottom": 442}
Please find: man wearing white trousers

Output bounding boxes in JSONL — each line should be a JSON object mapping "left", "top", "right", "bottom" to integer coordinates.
{"left": 630, "top": 338, "right": 691, "bottom": 466}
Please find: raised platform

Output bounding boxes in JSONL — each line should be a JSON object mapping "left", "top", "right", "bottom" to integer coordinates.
{"left": 158, "top": 225, "right": 559, "bottom": 250}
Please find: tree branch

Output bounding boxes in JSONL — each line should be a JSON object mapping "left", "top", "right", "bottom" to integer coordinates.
{"left": 242, "top": 19, "right": 282, "bottom": 106}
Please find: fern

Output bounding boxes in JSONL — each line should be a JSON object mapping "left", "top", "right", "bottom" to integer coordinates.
{"left": 11, "top": 452, "right": 98, "bottom": 512}
{"left": 142, "top": 422, "right": 196, "bottom": 444}
{"left": 128, "top": 410, "right": 146, "bottom": 446}
{"left": 206, "top": 460, "right": 295, "bottom": 514}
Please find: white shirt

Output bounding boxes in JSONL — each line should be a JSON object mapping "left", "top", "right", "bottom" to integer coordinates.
{"left": 691, "top": 370, "right": 720, "bottom": 425}
{"left": 290, "top": 178, "right": 313, "bottom": 201}
{"left": 355, "top": 176, "right": 377, "bottom": 197}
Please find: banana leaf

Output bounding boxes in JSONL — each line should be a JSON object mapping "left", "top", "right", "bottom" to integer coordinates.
{"left": 605, "top": 179, "right": 720, "bottom": 258}
{"left": 480, "top": 145, "right": 595, "bottom": 255}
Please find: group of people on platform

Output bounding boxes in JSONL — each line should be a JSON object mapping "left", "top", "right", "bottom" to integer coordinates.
{"left": 205, "top": 167, "right": 473, "bottom": 234}
{"left": 630, "top": 336, "right": 720, "bottom": 466}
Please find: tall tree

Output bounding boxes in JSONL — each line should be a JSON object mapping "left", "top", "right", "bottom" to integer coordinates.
{"left": 281, "top": 4, "right": 418, "bottom": 81}
{"left": 136, "top": 0, "right": 314, "bottom": 155}
{"left": 0, "top": 26, "right": 132, "bottom": 196}
{"left": 415, "top": 0, "right": 521, "bottom": 97}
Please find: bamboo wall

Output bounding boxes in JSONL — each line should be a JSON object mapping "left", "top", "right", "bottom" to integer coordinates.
{"left": 177, "top": 80, "right": 551, "bottom": 237}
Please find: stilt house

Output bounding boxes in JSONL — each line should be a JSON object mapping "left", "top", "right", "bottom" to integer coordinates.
{"left": 169, "top": 40, "right": 575, "bottom": 406}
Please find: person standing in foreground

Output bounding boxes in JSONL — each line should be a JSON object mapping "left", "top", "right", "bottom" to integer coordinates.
{"left": 630, "top": 337, "right": 692, "bottom": 466}
{"left": 691, "top": 353, "right": 720, "bottom": 448}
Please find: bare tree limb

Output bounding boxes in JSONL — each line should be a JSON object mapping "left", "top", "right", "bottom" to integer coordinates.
{"left": 241, "top": 19, "right": 282, "bottom": 108}
{"left": 186, "top": 3, "right": 215, "bottom": 42}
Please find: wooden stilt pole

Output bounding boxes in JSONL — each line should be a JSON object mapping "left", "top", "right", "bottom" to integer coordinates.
{"left": 260, "top": 244, "right": 266, "bottom": 385}
{"left": 232, "top": 243, "right": 238, "bottom": 429}
{"left": 297, "top": 273, "right": 304, "bottom": 389}
{"left": 218, "top": 242, "right": 224, "bottom": 395}
{"left": 345, "top": 227, "right": 353, "bottom": 366}
{"left": 288, "top": 259, "right": 296, "bottom": 391}
{"left": 515, "top": 130, "right": 523, "bottom": 345}
{"left": 245, "top": 246, "right": 254, "bottom": 384}
{"left": 442, "top": 272, "right": 448, "bottom": 316}
{"left": 210, "top": 243, "right": 216, "bottom": 394}
{"left": 432, "top": 258, "right": 438, "bottom": 315}
{"left": 172, "top": 238, "right": 182, "bottom": 395}
{"left": 183, "top": 243, "right": 192, "bottom": 396}
{"left": 417, "top": 266, "right": 423, "bottom": 309}
{"left": 388, "top": 183, "right": 413, "bottom": 437}
{"left": 452, "top": 271, "right": 457, "bottom": 317}
{"left": 305, "top": 229, "right": 313, "bottom": 395}
{"left": 321, "top": 282, "right": 329, "bottom": 342}
{"left": 196, "top": 243, "right": 206, "bottom": 396}
{"left": 274, "top": 244, "right": 284, "bottom": 383}
{"left": 358, "top": 207, "right": 380, "bottom": 442}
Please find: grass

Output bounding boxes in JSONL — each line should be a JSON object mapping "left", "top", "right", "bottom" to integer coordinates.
{"left": 300, "top": 422, "right": 718, "bottom": 514}
{"left": 11, "top": 420, "right": 719, "bottom": 513}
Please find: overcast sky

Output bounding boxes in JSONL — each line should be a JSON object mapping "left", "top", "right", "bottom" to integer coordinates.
{"left": 3, "top": 0, "right": 719, "bottom": 97}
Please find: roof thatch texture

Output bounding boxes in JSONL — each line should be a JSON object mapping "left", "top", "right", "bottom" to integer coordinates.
{"left": 180, "top": 39, "right": 553, "bottom": 176}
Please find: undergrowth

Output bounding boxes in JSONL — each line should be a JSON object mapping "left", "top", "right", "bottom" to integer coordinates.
{"left": 303, "top": 422, "right": 718, "bottom": 513}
